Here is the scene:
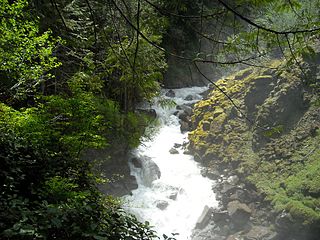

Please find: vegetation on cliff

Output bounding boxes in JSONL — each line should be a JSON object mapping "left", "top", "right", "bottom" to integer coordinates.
{"left": 189, "top": 59, "right": 320, "bottom": 236}
{"left": 1, "top": 0, "right": 320, "bottom": 239}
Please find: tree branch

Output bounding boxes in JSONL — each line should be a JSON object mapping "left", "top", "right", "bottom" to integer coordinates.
{"left": 217, "top": 0, "right": 320, "bottom": 35}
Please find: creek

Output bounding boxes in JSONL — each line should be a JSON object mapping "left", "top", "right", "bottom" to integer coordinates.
{"left": 123, "top": 87, "right": 218, "bottom": 239}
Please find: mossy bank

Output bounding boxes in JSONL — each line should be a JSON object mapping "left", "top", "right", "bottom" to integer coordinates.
{"left": 188, "top": 60, "right": 320, "bottom": 239}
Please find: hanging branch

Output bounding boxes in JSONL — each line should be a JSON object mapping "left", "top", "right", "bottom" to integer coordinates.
{"left": 50, "top": 0, "right": 68, "bottom": 30}
{"left": 217, "top": 0, "right": 320, "bottom": 35}
{"left": 194, "top": 62, "right": 270, "bottom": 131}
{"left": 84, "top": 0, "right": 98, "bottom": 47}
{"left": 198, "top": 0, "right": 204, "bottom": 52}
{"left": 143, "top": 0, "right": 226, "bottom": 19}
{"left": 133, "top": 0, "right": 141, "bottom": 70}
{"left": 285, "top": 34, "right": 308, "bottom": 78}
{"left": 194, "top": 62, "right": 251, "bottom": 123}
{"left": 276, "top": 34, "right": 287, "bottom": 60}
{"left": 110, "top": 0, "right": 269, "bottom": 65}
{"left": 108, "top": 3, "right": 135, "bottom": 73}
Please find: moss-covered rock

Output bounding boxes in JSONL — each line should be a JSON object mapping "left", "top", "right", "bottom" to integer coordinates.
{"left": 189, "top": 60, "right": 320, "bottom": 238}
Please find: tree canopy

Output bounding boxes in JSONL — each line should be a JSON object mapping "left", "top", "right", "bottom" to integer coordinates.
{"left": 0, "top": 0, "right": 319, "bottom": 239}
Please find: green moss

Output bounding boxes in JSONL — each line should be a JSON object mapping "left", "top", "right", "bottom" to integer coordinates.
{"left": 189, "top": 61, "right": 320, "bottom": 227}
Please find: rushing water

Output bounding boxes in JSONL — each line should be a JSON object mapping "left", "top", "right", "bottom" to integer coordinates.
{"left": 123, "top": 87, "right": 218, "bottom": 239}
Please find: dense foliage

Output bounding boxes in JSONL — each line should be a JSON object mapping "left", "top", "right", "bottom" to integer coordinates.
{"left": 1, "top": 0, "right": 319, "bottom": 239}
{"left": 0, "top": 0, "right": 167, "bottom": 239}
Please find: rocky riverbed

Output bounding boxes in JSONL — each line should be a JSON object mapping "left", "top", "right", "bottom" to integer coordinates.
{"left": 96, "top": 58, "right": 319, "bottom": 239}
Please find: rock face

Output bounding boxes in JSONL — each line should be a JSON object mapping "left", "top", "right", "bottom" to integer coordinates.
{"left": 188, "top": 60, "right": 320, "bottom": 239}
{"left": 140, "top": 156, "right": 161, "bottom": 187}
{"left": 195, "top": 205, "right": 213, "bottom": 230}
{"left": 227, "top": 201, "right": 252, "bottom": 229}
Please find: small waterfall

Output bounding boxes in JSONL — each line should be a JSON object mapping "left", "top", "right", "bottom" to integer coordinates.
{"left": 123, "top": 87, "right": 218, "bottom": 239}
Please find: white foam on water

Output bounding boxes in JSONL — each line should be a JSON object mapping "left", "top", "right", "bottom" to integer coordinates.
{"left": 123, "top": 87, "right": 218, "bottom": 239}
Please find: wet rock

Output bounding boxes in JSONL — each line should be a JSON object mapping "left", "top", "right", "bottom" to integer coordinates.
{"left": 184, "top": 94, "right": 194, "bottom": 101}
{"left": 212, "top": 209, "right": 229, "bottom": 224}
{"left": 220, "top": 182, "right": 240, "bottom": 195}
{"left": 140, "top": 156, "right": 161, "bottom": 187}
{"left": 180, "top": 120, "right": 191, "bottom": 132}
{"left": 229, "top": 189, "right": 247, "bottom": 203}
{"left": 182, "top": 105, "right": 193, "bottom": 115}
{"left": 200, "top": 88, "right": 211, "bottom": 98}
{"left": 165, "top": 89, "right": 175, "bottom": 97}
{"left": 169, "top": 148, "right": 179, "bottom": 154}
{"left": 174, "top": 143, "right": 182, "bottom": 148}
{"left": 216, "top": 225, "right": 231, "bottom": 236}
{"left": 227, "top": 201, "right": 252, "bottom": 229}
{"left": 131, "top": 157, "right": 142, "bottom": 168}
{"left": 195, "top": 205, "right": 213, "bottom": 230}
{"left": 193, "top": 153, "right": 203, "bottom": 162}
{"left": 192, "top": 230, "right": 222, "bottom": 240}
{"left": 155, "top": 200, "right": 169, "bottom": 210}
{"left": 201, "top": 168, "right": 220, "bottom": 180}
{"left": 178, "top": 111, "right": 190, "bottom": 122}
{"left": 183, "top": 149, "right": 192, "bottom": 155}
{"left": 125, "top": 175, "right": 139, "bottom": 191}
{"left": 177, "top": 104, "right": 192, "bottom": 116}
{"left": 227, "top": 175, "right": 240, "bottom": 185}
{"left": 244, "top": 226, "right": 276, "bottom": 240}
{"left": 214, "top": 181, "right": 241, "bottom": 207}
{"left": 168, "top": 191, "right": 178, "bottom": 200}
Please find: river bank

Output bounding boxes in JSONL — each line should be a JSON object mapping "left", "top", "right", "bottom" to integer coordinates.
{"left": 188, "top": 60, "right": 320, "bottom": 240}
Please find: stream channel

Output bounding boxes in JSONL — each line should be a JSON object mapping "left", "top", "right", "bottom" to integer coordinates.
{"left": 123, "top": 87, "right": 218, "bottom": 239}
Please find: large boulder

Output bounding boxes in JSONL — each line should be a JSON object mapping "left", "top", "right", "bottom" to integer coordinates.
{"left": 169, "top": 148, "right": 179, "bottom": 154}
{"left": 139, "top": 156, "right": 161, "bottom": 187}
{"left": 195, "top": 205, "right": 213, "bottom": 230}
{"left": 177, "top": 104, "right": 193, "bottom": 116}
{"left": 155, "top": 200, "right": 169, "bottom": 210}
{"left": 184, "top": 94, "right": 194, "bottom": 101}
{"left": 244, "top": 226, "right": 277, "bottom": 240}
{"left": 201, "top": 168, "right": 220, "bottom": 180}
{"left": 180, "top": 120, "right": 192, "bottom": 132}
{"left": 178, "top": 111, "right": 190, "bottom": 122}
{"left": 211, "top": 209, "right": 229, "bottom": 224}
{"left": 165, "top": 89, "right": 175, "bottom": 97}
{"left": 227, "top": 201, "right": 252, "bottom": 229}
{"left": 131, "top": 157, "right": 142, "bottom": 168}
